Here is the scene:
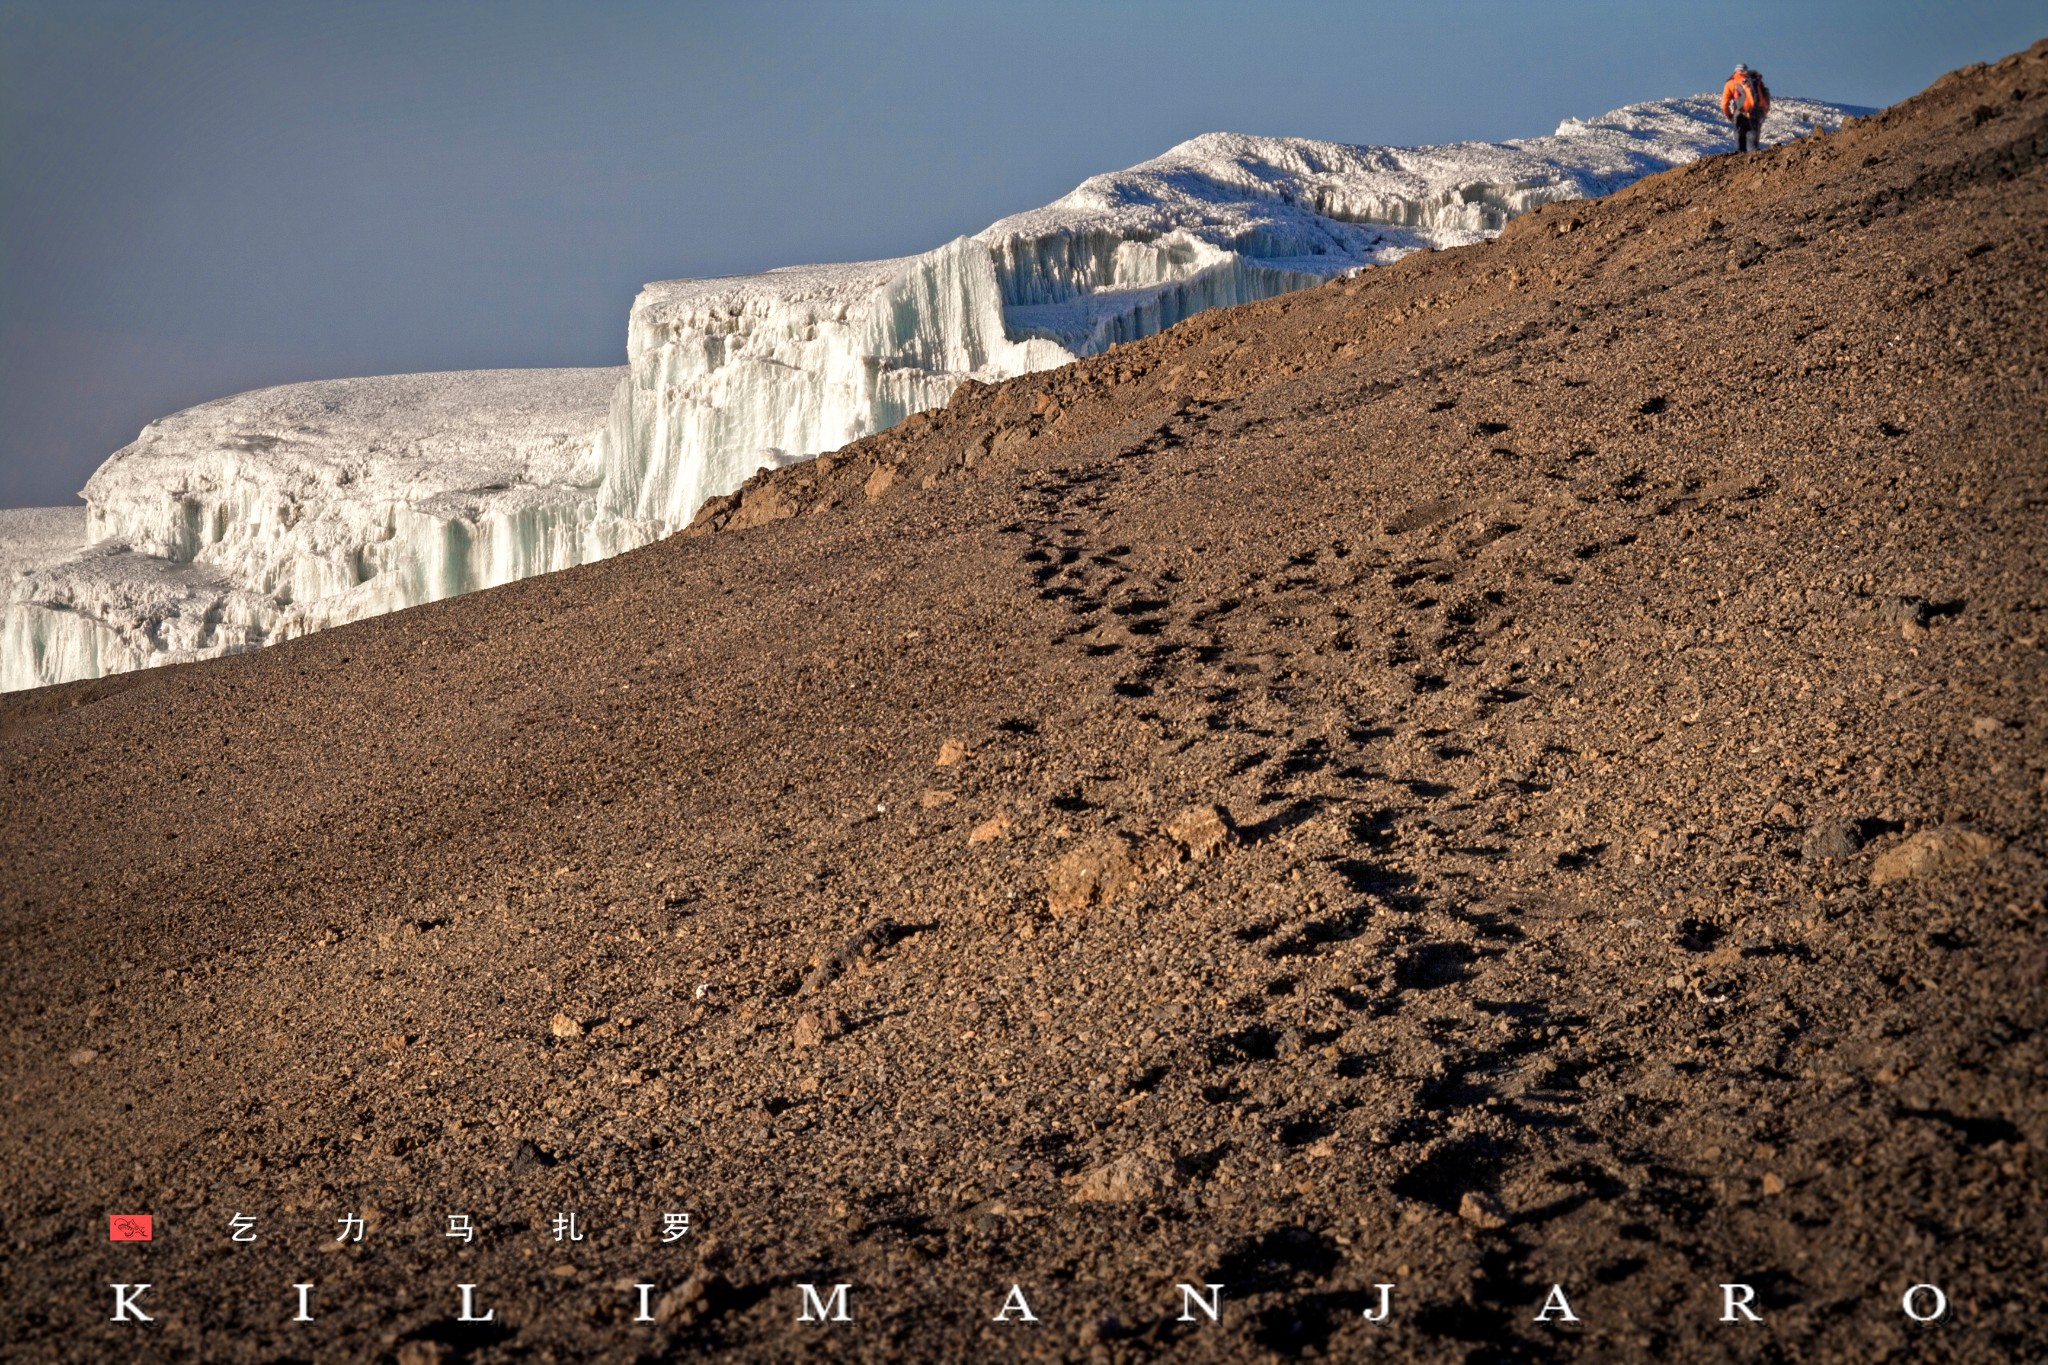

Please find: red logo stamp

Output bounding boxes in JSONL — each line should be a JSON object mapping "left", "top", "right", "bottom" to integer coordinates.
{"left": 109, "top": 1215, "right": 153, "bottom": 1241}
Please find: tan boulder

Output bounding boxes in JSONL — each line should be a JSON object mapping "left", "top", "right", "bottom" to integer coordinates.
{"left": 1047, "top": 833, "right": 1175, "bottom": 916}
{"left": 1166, "top": 804, "right": 1236, "bottom": 859}
{"left": 1870, "top": 824, "right": 2002, "bottom": 887}
{"left": 1045, "top": 806, "right": 1236, "bottom": 915}
{"left": 1071, "top": 1154, "right": 1175, "bottom": 1204}
{"left": 726, "top": 482, "right": 796, "bottom": 530}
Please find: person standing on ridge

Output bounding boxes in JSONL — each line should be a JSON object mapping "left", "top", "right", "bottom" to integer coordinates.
{"left": 1722, "top": 63, "right": 1772, "bottom": 152}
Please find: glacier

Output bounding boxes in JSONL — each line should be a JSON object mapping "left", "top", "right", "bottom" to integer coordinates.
{"left": 1, "top": 370, "right": 620, "bottom": 691}
{"left": 1, "top": 93, "right": 1858, "bottom": 692}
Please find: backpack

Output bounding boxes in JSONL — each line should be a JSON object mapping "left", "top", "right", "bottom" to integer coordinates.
{"left": 1749, "top": 73, "right": 1771, "bottom": 119}
{"left": 1725, "top": 72, "right": 1754, "bottom": 117}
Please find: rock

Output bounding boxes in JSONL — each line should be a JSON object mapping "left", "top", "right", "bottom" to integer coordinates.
{"left": 655, "top": 1269, "right": 732, "bottom": 1325}
{"left": 968, "top": 811, "right": 1012, "bottom": 845}
{"left": 1166, "top": 804, "right": 1236, "bottom": 859}
{"left": 1971, "top": 715, "right": 2007, "bottom": 738}
{"left": 1802, "top": 818, "right": 1864, "bottom": 862}
{"left": 509, "top": 1139, "right": 557, "bottom": 1172}
{"left": 1553, "top": 838, "right": 1604, "bottom": 870}
{"left": 394, "top": 1342, "right": 451, "bottom": 1365}
{"left": 1459, "top": 1190, "right": 1510, "bottom": 1229}
{"left": 1765, "top": 800, "right": 1800, "bottom": 825}
{"left": 862, "top": 463, "right": 899, "bottom": 501}
{"left": 1876, "top": 594, "right": 1938, "bottom": 639}
{"left": 936, "top": 738, "right": 967, "bottom": 766}
{"left": 1043, "top": 811, "right": 1233, "bottom": 914}
{"left": 1048, "top": 839, "right": 1130, "bottom": 912}
{"left": 1761, "top": 1172, "right": 1786, "bottom": 1196}
{"left": 548, "top": 1012, "right": 584, "bottom": 1040}
{"left": 1071, "top": 1154, "right": 1175, "bottom": 1204}
{"left": 1046, "top": 833, "right": 1174, "bottom": 916}
{"left": 67, "top": 1047, "right": 97, "bottom": 1066}
{"left": 1870, "top": 824, "right": 2002, "bottom": 887}
{"left": 1878, "top": 595, "right": 1928, "bottom": 629}
{"left": 682, "top": 491, "right": 738, "bottom": 534}
{"left": 794, "top": 1008, "right": 847, "bottom": 1048}
{"left": 804, "top": 922, "right": 897, "bottom": 991}
{"left": 918, "top": 788, "right": 956, "bottom": 808}
{"left": 727, "top": 482, "right": 796, "bottom": 530}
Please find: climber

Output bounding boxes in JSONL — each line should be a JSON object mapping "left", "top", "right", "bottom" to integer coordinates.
{"left": 1722, "top": 63, "right": 1772, "bottom": 152}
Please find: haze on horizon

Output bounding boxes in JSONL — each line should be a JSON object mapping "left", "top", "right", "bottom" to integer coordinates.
{"left": 2, "top": 0, "right": 2040, "bottom": 508}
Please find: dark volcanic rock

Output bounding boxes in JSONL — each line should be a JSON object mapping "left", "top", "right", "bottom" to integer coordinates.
{"left": 1803, "top": 817, "right": 1865, "bottom": 862}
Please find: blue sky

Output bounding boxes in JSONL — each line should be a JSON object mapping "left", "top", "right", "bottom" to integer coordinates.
{"left": 2, "top": 0, "right": 2041, "bottom": 505}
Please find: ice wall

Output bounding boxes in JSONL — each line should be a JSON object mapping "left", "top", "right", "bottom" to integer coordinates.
{"left": 1, "top": 370, "right": 620, "bottom": 692}
{"left": 592, "top": 238, "right": 1073, "bottom": 550}
{"left": 0, "top": 93, "right": 1859, "bottom": 691}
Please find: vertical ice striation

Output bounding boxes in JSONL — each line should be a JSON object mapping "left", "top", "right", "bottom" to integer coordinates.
{"left": 591, "top": 237, "right": 1073, "bottom": 554}
{"left": 0, "top": 94, "right": 1861, "bottom": 690}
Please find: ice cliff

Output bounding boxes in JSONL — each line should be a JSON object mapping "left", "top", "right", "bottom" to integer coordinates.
{"left": 1, "top": 93, "right": 1857, "bottom": 690}
{"left": 1, "top": 370, "right": 620, "bottom": 690}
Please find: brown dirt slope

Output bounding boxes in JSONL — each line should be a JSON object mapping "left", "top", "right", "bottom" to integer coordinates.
{"left": 3, "top": 40, "right": 2046, "bottom": 1365}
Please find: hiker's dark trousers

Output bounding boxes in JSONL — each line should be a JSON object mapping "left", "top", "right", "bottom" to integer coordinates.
{"left": 1735, "top": 114, "right": 1762, "bottom": 152}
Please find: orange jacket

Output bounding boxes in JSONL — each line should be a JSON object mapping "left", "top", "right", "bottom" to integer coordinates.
{"left": 1722, "top": 71, "right": 1768, "bottom": 119}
